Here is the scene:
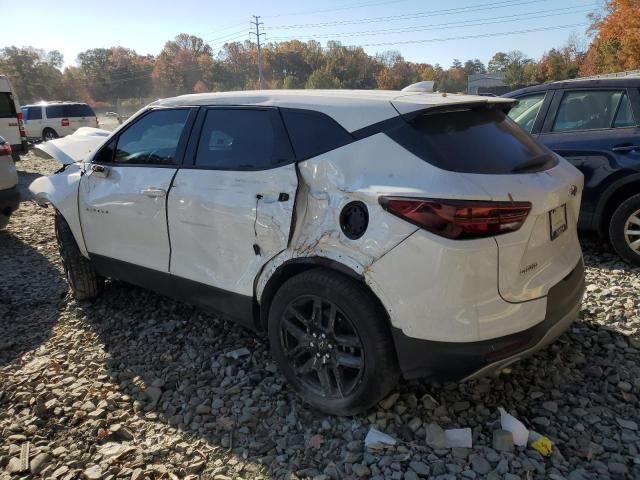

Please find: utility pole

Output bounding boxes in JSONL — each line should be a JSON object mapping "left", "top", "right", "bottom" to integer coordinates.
{"left": 250, "top": 15, "right": 266, "bottom": 89}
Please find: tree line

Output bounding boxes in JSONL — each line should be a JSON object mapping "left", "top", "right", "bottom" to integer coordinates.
{"left": 0, "top": 0, "right": 636, "bottom": 109}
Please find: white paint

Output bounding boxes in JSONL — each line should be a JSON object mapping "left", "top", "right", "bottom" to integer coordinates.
{"left": 34, "top": 128, "right": 110, "bottom": 165}
{"left": 0, "top": 75, "right": 22, "bottom": 146}
{"left": 79, "top": 165, "right": 176, "bottom": 271}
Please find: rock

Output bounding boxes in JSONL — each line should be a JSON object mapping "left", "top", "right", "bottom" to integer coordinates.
{"left": 469, "top": 454, "right": 491, "bottom": 474}
{"left": 584, "top": 365, "right": 603, "bottom": 378}
{"left": 616, "top": 418, "right": 638, "bottom": 430}
{"left": 493, "top": 429, "right": 514, "bottom": 452}
{"left": 87, "top": 408, "right": 106, "bottom": 419}
{"left": 403, "top": 470, "right": 419, "bottom": 480}
{"left": 409, "top": 461, "right": 430, "bottom": 476}
{"left": 145, "top": 386, "right": 162, "bottom": 404}
{"left": 83, "top": 465, "right": 103, "bottom": 480}
{"left": 5, "top": 458, "right": 24, "bottom": 474}
{"left": 608, "top": 462, "right": 628, "bottom": 474}
{"left": 426, "top": 423, "right": 447, "bottom": 449}
{"left": 30, "top": 453, "right": 52, "bottom": 475}
{"left": 379, "top": 393, "right": 400, "bottom": 410}
{"left": 542, "top": 401, "right": 558, "bottom": 413}
{"left": 352, "top": 464, "right": 370, "bottom": 477}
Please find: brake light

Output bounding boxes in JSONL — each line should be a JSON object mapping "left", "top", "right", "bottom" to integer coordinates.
{"left": 16, "top": 112, "right": 26, "bottom": 138}
{"left": 61, "top": 118, "right": 70, "bottom": 127}
{"left": 0, "top": 143, "right": 12, "bottom": 156}
{"left": 379, "top": 197, "right": 531, "bottom": 239}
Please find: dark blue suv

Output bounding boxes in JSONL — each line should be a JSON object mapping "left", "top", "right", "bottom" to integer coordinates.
{"left": 505, "top": 77, "right": 640, "bottom": 265}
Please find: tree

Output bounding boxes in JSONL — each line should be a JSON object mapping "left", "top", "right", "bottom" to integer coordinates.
{"left": 153, "top": 33, "right": 212, "bottom": 96}
{"left": 0, "top": 47, "right": 66, "bottom": 103}
{"left": 581, "top": 0, "right": 640, "bottom": 75}
{"left": 305, "top": 70, "right": 341, "bottom": 89}
{"left": 488, "top": 52, "right": 509, "bottom": 73}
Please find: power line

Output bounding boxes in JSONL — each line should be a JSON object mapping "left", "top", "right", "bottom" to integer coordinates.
{"left": 263, "top": 0, "right": 411, "bottom": 18}
{"left": 268, "top": 0, "right": 550, "bottom": 30}
{"left": 250, "top": 15, "right": 266, "bottom": 89}
{"left": 266, "top": 5, "right": 595, "bottom": 41}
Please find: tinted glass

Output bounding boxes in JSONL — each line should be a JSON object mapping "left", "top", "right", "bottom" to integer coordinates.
{"left": 64, "top": 104, "right": 95, "bottom": 117}
{"left": 95, "top": 138, "right": 115, "bottom": 163}
{"left": 114, "top": 109, "right": 189, "bottom": 165}
{"left": 0, "top": 93, "right": 16, "bottom": 119}
{"left": 387, "top": 108, "right": 556, "bottom": 174}
{"left": 553, "top": 90, "right": 623, "bottom": 132}
{"left": 27, "top": 106, "right": 42, "bottom": 120}
{"left": 195, "top": 109, "right": 294, "bottom": 169}
{"left": 281, "top": 109, "right": 353, "bottom": 159}
{"left": 45, "top": 105, "right": 64, "bottom": 118}
{"left": 507, "top": 93, "right": 545, "bottom": 133}
{"left": 613, "top": 93, "right": 635, "bottom": 128}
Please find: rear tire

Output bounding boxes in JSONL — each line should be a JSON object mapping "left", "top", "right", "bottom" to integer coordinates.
{"left": 609, "top": 193, "right": 640, "bottom": 266}
{"left": 268, "top": 268, "right": 399, "bottom": 416}
{"left": 42, "top": 128, "right": 58, "bottom": 142}
{"left": 54, "top": 213, "right": 103, "bottom": 300}
{"left": 11, "top": 152, "right": 20, "bottom": 162}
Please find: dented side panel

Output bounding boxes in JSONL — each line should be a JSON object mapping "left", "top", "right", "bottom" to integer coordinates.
{"left": 28, "top": 164, "right": 87, "bottom": 256}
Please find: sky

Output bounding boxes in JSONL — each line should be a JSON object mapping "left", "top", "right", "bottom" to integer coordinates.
{"left": 2, "top": 0, "right": 597, "bottom": 68}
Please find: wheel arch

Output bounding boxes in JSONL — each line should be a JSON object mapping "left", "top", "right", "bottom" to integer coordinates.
{"left": 594, "top": 173, "right": 640, "bottom": 236}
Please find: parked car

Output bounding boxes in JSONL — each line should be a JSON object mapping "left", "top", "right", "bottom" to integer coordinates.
{"left": 505, "top": 78, "right": 640, "bottom": 265}
{"left": 29, "top": 90, "right": 585, "bottom": 414}
{"left": 21, "top": 101, "right": 98, "bottom": 142}
{"left": 0, "top": 75, "right": 28, "bottom": 161}
{"left": 0, "top": 135, "right": 20, "bottom": 229}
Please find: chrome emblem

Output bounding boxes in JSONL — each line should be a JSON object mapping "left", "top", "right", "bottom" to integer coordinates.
{"left": 569, "top": 185, "right": 578, "bottom": 196}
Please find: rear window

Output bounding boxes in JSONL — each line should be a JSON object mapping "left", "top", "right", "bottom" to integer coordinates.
{"left": 387, "top": 107, "right": 557, "bottom": 174}
{"left": 64, "top": 104, "right": 95, "bottom": 117}
{"left": 0, "top": 93, "right": 16, "bottom": 119}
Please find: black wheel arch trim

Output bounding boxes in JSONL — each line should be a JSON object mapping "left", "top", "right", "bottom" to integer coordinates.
{"left": 592, "top": 172, "right": 640, "bottom": 234}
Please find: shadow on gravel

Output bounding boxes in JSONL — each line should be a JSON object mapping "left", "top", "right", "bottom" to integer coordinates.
{"left": 79, "top": 276, "right": 640, "bottom": 477}
{"left": 0, "top": 231, "right": 66, "bottom": 366}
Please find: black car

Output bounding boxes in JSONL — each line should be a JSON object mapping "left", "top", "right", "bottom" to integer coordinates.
{"left": 505, "top": 78, "right": 640, "bottom": 265}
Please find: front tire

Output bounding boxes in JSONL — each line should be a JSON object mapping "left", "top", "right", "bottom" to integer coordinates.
{"left": 609, "top": 194, "right": 640, "bottom": 266}
{"left": 54, "top": 213, "right": 103, "bottom": 300}
{"left": 42, "top": 128, "right": 58, "bottom": 142}
{"left": 268, "top": 268, "right": 399, "bottom": 416}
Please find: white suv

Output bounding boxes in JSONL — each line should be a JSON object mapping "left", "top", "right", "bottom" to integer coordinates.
{"left": 0, "top": 136, "right": 19, "bottom": 229}
{"left": 29, "top": 90, "right": 585, "bottom": 415}
{"left": 21, "top": 102, "right": 98, "bottom": 141}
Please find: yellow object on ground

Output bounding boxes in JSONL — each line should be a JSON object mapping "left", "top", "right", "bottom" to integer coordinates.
{"left": 531, "top": 435, "right": 554, "bottom": 456}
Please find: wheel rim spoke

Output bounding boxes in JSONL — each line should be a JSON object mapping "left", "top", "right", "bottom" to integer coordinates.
{"left": 628, "top": 214, "right": 640, "bottom": 227}
{"left": 629, "top": 238, "right": 640, "bottom": 251}
{"left": 317, "top": 367, "right": 333, "bottom": 396}
{"left": 310, "top": 297, "right": 322, "bottom": 325}
{"left": 287, "top": 306, "right": 310, "bottom": 327}
{"left": 625, "top": 229, "right": 640, "bottom": 235}
{"left": 331, "top": 365, "right": 345, "bottom": 397}
{"left": 295, "top": 357, "right": 315, "bottom": 375}
{"left": 334, "top": 334, "right": 361, "bottom": 348}
{"left": 336, "top": 352, "right": 363, "bottom": 369}
{"left": 282, "top": 317, "right": 306, "bottom": 340}
{"left": 326, "top": 303, "right": 337, "bottom": 334}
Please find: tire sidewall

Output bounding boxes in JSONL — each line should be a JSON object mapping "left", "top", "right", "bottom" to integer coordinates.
{"left": 609, "top": 194, "right": 640, "bottom": 266}
{"left": 268, "top": 271, "right": 393, "bottom": 415}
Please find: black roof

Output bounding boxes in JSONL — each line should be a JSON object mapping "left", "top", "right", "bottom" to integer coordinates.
{"left": 504, "top": 77, "right": 640, "bottom": 97}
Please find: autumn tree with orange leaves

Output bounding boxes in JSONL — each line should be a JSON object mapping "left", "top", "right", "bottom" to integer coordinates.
{"left": 581, "top": 0, "right": 640, "bottom": 75}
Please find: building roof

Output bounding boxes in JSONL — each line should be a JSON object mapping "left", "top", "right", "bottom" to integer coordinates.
{"left": 156, "top": 89, "right": 513, "bottom": 131}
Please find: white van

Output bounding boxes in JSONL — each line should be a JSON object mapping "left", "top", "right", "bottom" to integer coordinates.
{"left": 21, "top": 102, "right": 98, "bottom": 141}
{"left": 0, "top": 75, "right": 27, "bottom": 161}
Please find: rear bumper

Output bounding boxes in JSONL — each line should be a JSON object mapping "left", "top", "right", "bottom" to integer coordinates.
{"left": 392, "top": 259, "right": 585, "bottom": 381}
{"left": 0, "top": 186, "right": 21, "bottom": 217}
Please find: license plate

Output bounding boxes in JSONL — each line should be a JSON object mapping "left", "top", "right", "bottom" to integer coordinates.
{"left": 549, "top": 204, "right": 567, "bottom": 240}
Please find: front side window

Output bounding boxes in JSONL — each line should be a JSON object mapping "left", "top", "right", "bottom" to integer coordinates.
{"left": 507, "top": 93, "right": 545, "bottom": 133}
{"left": 194, "top": 109, "right": 293, "bottom": 169}
{"left": 108, "top": 109, "right": 189, "bottom": 165}
{"left": 552, "top": 90, "right": 629, "bottom": 132}
{"left": 27, "top": 106, "right": 42, "bottom": 120}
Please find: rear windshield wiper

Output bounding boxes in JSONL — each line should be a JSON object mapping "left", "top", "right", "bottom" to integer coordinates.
{"left": 512, "top": 154, "right": 556, "bottom": 173}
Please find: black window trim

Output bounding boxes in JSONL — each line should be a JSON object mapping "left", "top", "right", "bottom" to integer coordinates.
{"left": 542, "top": 87, "right": 637, "bottom": 135}
{"left": 183, "top": 105, "right": 297, "bottom": 171}
{"left": 91, "top": 106, "right": 197, "bottom": 168}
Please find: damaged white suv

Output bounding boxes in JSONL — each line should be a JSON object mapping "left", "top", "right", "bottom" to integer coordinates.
{"left": 30, "top": 90, "right": 585, "bottom": 415}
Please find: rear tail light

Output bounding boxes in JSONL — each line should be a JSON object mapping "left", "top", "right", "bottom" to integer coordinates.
{"left": 0, "top": 142, "right": 12, "bottom": 156}
{"left": 379, "top": 197, "right": 531, "bottom": 239}
{"left": 61, "top": 118, "right": 70, "bottom": 127}
{"left": 16, "top": 112, "right": 26, "bottom": 138}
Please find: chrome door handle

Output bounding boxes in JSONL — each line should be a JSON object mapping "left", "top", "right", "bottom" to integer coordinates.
{"left": 141, "top": 188, "right": 166, "bottom": 198}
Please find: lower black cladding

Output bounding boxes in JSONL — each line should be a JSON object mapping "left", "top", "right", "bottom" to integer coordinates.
{"left": 90, "top": 254, "right": 256, "bottom": 330}
{"left": 391, "top": 259, "right": 585, "bottom": 381}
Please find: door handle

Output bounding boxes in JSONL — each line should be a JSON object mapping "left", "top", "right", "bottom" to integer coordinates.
{"left": 141, "top": 187, "right": 167, "bottom": 198}
{"left": 612, "top": 144, "right": 640, "bottom": 153}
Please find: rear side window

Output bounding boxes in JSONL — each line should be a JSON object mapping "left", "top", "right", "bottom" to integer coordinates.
{"left": 64, "top": 104, "right": 95, "bottom": 117}
{"left": 46, "top": 105, "right": 64, "bottom": 118}
{"left": 552, "top": 90, "right": 627, "bottom": 132}
{"left": 112, "top": 109, "right": 190, "bottom": 165}
{"left": 195, "top": 109, "right": 294, "bottom": 169}
{"left": 27, "top": 106, "right": 42, "bottom": 120}
{"left": 387, "top": 107, "right": 556, "bottom": 174}
{"left": 281, "top": 109, "right": 353, "bottom": 159}
{"left": 0, "top": 93, "right": 16, "bottom": 119}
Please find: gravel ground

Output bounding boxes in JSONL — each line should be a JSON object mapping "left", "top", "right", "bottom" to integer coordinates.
{"left": 1, "top": 153, "right": 640, "bottom": 480}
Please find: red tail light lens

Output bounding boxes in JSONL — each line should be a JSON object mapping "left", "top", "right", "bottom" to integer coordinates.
{"left": 17, "top": 112, "right": 26, "bottom": 138}
{"left": 61, "top": 118, "right": 70, "bottom": 127}
{"left": 379, "top": 197, "right": 532, "bottom": 239}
